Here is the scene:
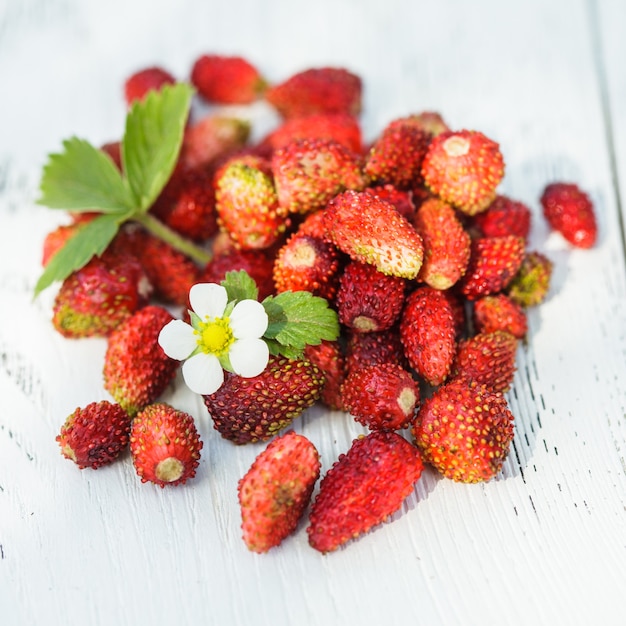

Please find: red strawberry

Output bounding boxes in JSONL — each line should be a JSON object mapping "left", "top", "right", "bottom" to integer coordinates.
{"left": 100, "top": 141, "right": 122, "bottom": 169}
{"left": 506, "top": 251, "right": 553, "bottom": 307}
{"left": 42, "top": 221, "right": 85, "bottom": 266}
{"left": 364, "top": 185, "right": 416, "bottom": 222}
{"left": 238, "top": 431, "right": 321, "bottom": 553}
{"left": 451, "top": 330, "right": 518, "bottom": 392}
{"left": 271, "top": 138, "right": 368, "bottom": 215}
{"left": 472, "top": 195, "right": 532, "bottom": 240}
{"left": 405, "top": 111, "right": 450, "bottom": 136}
{"left": 203, "top": 355, "right": 325, "bottom": 444}
{"left": 473, "top": 294, "right": 527, "bottom": 339}
{"left": 293, "top": 209, "right": 328, "bottom": 240}
{"left": 400, "top": 286, "right": 457, "bottom": 386}
{"left": 57, "top": 401, "right": 131, "bottom": 469}
{"left": 215, "top": 160, "right": 289, "bottom": 250}
{"left": 198, "top": 248, "right": 276, "bottom": 301}
{"left": 103, "top": 305, "right": 179, "bottom": 416}
{"left": 151, "top": 167, "right": 218, "bottom": 242}
{"left": 307, "top": 431, "right": 423, "bottom": 553}
{"left": 180, "top": 114, "right": 250, "bottom": 171}
{"left": 323, "top": 190, "right": 424, "bottom": 279}
{"left": 364, "top": 117, "right": 431, "bottom": 189}
{"left": 345, "top": 327, "right": 408, "bottom": 374}
{"left": 460, "top": 235, "right": 525, "bottom": 300}
{"left": 124, "top": 66, "right": 176, "bottom": 106}
{"left": 413, "top": 197, "right": 471, "bottom": 289}
{"left": 191, "top": 54, "right": 266, "bottom": 104}
{"left": 336, "top": 261, "right": 406, "bottom": 332}
{"left": 442, "top": 288, "right": 468, "bottom": 340}
{"left": 422, "top": 129, "right": 505, "bottom": 215}
{"left": 412, "top": 378, "right": 514, "bottom": 483}
{"left": 266, "top": 67, "right": 362, "bottom": 119}
{"left": 130, "top": 403, "right": 203, "bottom": 487}
{"left": 273, "top": 233, "right": 340, "bottom": 300}
{"left": 260, "top": 113, "right": 363, "bottom": 155}
{"left": 52, "top": 250, "right": 151, "bottom": 339}
{"left": 304, "top": 339, "right": 346, "bottom": 411}
{"left": 114, "top": 229, "right": 199, "bottom": 306}
{"left": 540, "top": 182, "right": 597, "bottom": 248}
{"left": 341, "top": 363, "right": 419, "bottom": 431}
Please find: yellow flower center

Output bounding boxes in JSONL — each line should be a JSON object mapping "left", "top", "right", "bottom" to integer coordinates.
{"left": 196, "top": 317, "right": 234, "bottom": 356}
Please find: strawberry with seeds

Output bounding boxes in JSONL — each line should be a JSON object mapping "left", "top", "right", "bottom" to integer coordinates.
{"left": 57, "top": 400, "right": 131, "bottom": 470}
{"left": 324, "top": 189, "right": 424, "bottom": 279}
{"left": 412, "top": 378, "right": 515, "bottom": 483}
{"left": 130, "top": 403, "right": 202, "bottom": 487}
{"left": 238, "top": 431, "right": 321, "bottom": 553}
{"left": 124, "top": 66, "right": 176, "bottom": 106}
{"left": 271, "top": 138, "right": 368, "bottom": 215}
{"left": 506, "top": 251, "right": 553, "bottom": 307}
{"left": 341, "top": 363, "right": 419, "bottom": 431}
{"left": 307, "top": 431, "right": 424, "bottom": 553}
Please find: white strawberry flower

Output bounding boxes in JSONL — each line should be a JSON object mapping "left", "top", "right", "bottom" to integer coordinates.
{"left": 158, "top": 283, "right": 269, "bottom": 395}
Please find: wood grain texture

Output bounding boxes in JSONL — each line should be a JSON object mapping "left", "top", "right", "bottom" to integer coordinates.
{"left": 2, "top": 1, "right": 626, "bottom": 625}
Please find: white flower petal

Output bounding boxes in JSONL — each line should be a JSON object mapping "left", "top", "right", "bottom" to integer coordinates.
{"left": 182, "top": 352, "right": 224, "bottom": 395}
{"left": 229, "top": 338, "right": 270, "bottom": 378}
{"left": 230, "top": 299, "right": 269, "bottom": 339}
{"left": 189, "top": 283, "right": 227, "bottom": 320}
{"left": 158, "top": 320, "right": 197, "bottom": 360}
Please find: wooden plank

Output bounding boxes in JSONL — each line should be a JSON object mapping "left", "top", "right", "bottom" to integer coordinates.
{"left": 2, "top": 1, "right": 626, "bottom": 625}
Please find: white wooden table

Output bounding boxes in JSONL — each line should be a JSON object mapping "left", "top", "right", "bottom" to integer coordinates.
{"left": 2, "top": 1, "right": 626, "bottom": 624}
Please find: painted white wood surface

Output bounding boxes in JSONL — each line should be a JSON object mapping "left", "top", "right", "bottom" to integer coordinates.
{"left": 2, "top": 1, "right": 626, "bottom": 624}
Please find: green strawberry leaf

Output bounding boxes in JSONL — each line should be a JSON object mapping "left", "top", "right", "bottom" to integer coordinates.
{"left": 262, "top": 291, "right": 340, "bottom": 354}
{"left": 38, "top": 137, "right": 134, "bottom": 212}
{"left": 122, "top": 82, "right": 194, "bottom": 212}
{"left": 221, "top": 270, "right": 259, "bottom": 303}
{"left": 34, "top": 212, "right": 127, "bottom": 296}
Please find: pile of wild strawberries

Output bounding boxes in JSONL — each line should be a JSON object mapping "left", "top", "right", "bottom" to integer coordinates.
{"left": 46, "top": 55, "right": 598, "bottom": 553}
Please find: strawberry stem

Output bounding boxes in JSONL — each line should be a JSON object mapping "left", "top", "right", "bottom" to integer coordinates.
{"left": 134, "top": 212, "right": 212, "bottom": 265}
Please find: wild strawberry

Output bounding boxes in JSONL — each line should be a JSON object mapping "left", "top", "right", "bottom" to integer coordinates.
{"left": 115, "top": 229, "right": 199, "bottom": 306}
{"left": 57, "top": 400, "right": 131, "bottom": 469}
{"left": 307, "top": 431, "right": 423, "bottom": 553}
{"left": 413, "top": 197, "right": 471, "bottom": 289}
{"left": 124, "top": 66, "right": 176, "bottom": 106}
{"left": 460, "top": 235, "right": 525, "bottom": 300}
{"left": 364, "top": 185, "right": 416, "bottom": 221}
{"left": 451, "top": 330, "right": 518, "bottom": 392}
{"left": 203, "top": 355, "right": 325, "bottom": 444}
{"left": 422, "top": 129, "right": 505, "bottom": 215}
{"left": 364, "top": 117, "right": 431, "bottom": 189}
{"left": 273, "top": 233, "right": 340, "bottom": 300}
{"left": 400, "top": 286, "right": 457, "bottom": 386}
{"left": 130, "top": 403, "right": 202, "bottom": 487}
{"left": 293, "top": 209, "right": 328, "bottom": 240}
{"left": 180, "top": 114, "right": 250, "bottom": 170}
{"left": 100, "top": 141, "right": 122, "bottom": 169}
{"left": 191, "top": 54, "right": 266, "bottom": 104}
{"left": 260, "top": 113, "right": 363, "bottom": 155}
{"left": 324, "top": 190, "right": 424, "bottom": 279}
{"left": 344, "top": 327, "right": 408, "bottom": 373}
{"left": 42, "top": 221, "right": 85, "bottom": 266}
{"left": 472, "top": 195, "right": 532, "bottom": 240}
{"left": 405, "top": 111, "right": 450, "bottom": 136}
{"left": 271, "top": 138, "right": 368, "bottom": 215}
{"left": 266, "top": 67, "right": 362, "bottom": 119}
{"left": 198, "top": 248, "right": 276, "bottom": 301}
{"left": 304, "top": 339, "right": 346, "bottom": 410}
{"left": 215, "top": 160, "right": 289, "bottom": 250}
{"left": 342, "top": 363, "right": 419, "bottom": 431}
{"left": 151, "top": 167, "right": 218, "bottom": 242}
{"left": 238, "top": 431, "right": 320, "bottom": 553}
{"left": 442, "top": 288, "right": 468, "bottom": 340}
{"left": 473, "top": 294, "right": 527, "bottom": 339}
{"left": 336, "top": 261, "right": 406, "bottom": 332}
{"left": 103, "top": 305, "right": 179, "bottom": 416}
{"left": 52, "top": 250, "right": 150, "bottom": 339}
{"left": 540, "top": 182, "right": 597, "bottom": 248}
{"left": 506, "top": 251, "right": 553, "bottom": 307}
{"left": 412, "top": 378, "right": 514, "bottom": 483}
